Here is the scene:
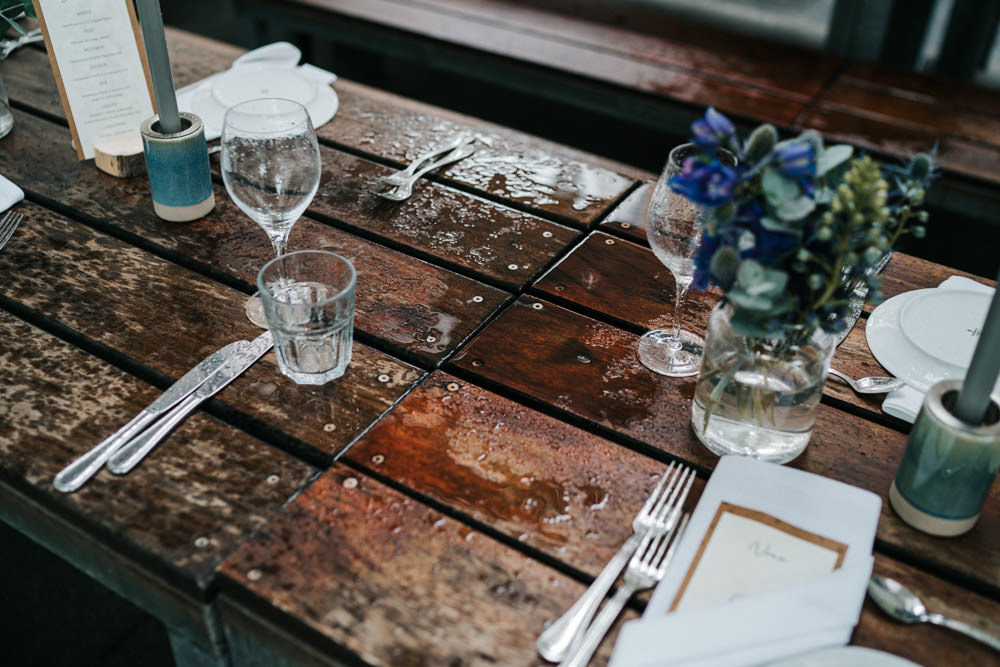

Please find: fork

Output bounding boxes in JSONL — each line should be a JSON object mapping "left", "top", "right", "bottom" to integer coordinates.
{"left": 559, "top": 514, "right": 690, "bottom": 667}
{"left": 371, "top": 144, "right": 477, "bottom": 201}
{"left": 377, "top": 135, "right": 473, "bottom": 187}
{"left": 536, "top": 462, "right": 694, "bottom": 663}
{"left": 0, "top": 210, "right": 23, "bottom": 251}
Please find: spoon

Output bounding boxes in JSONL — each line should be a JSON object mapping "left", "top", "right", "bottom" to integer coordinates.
{"left": 827, "top": 368, "right": 906, "bottom": 394}
{"left": 868, "top": 576, "right": 1000, "bottom": 652}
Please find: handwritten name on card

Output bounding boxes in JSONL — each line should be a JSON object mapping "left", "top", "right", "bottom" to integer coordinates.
{"left": 35, "top": 0, "right": 154, "bottom": 159}
{"left": 669, "top": 503, "right": 847, "bottom": 612}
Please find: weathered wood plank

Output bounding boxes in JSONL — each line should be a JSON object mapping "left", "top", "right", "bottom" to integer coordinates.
{"left": 0, "top": 203, "right": 424, "bottom": 460}
{"left": 0, "top": 114, "right": 508, "bottom": 363}
{"left": 324, "top": 80, "right": 638, "bottom": 225}
{"left": 217, "top": 465, "right": 626, "bottom": 666}
{"left": 344, "top": 370, "right": 704, "bottom": 568}
{"left": 0, "top": 310, "right": 316, "bottom": 591}
{"left": 448, "top": 297, "right": 1000, "bottom": 586}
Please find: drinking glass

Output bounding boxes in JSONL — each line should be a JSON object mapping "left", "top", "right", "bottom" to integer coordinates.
{"left": 638, "top": 143, "right": 735, "bottom": 377}
{"left": 258, "top": 250, "right": 356, "bottom": 384}
{"left": 221, "top": 98, "right": 321, "bottom": 326}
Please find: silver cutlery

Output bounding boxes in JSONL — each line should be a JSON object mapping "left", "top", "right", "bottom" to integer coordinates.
{"left": 54, "top": 339, "right": 250, "bottom": 492}
{"left": 371, "top": 144, "right": 477, "bottom": 201}
{"left": 378, "top": 135, "right": 474, "bottom": 187}
{"left": 537, "top": 462, "right": 694, "bottom": 663}
{"left": 0, "top": 28, "right": 43, "bottom": 60}
{"left": 106, "top": 330, "right": 274, "bottom": 474}
{"left": 868, "top": 576, "right": 1000, "bottom": 652}
{"left": 559, "top": 514, "right": 690, "bottom": 667}
{"left": 0, "top": 210, "right": 23, "bottom": 251}
{"left": 828, "top": 368, "right": 905, "bottom": 394}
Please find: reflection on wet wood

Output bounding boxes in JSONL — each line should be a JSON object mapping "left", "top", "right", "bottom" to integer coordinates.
{"left": 449, "top": 296, "right": 999, "bottom": 586}
{"left": 326, "top": 81, "right": 638, "bottom": 225}
{"left": 599, "top": 180, "right": 654, "bottom": 243}
{"left": 0, "top": 118, "right": 508, "bottom": 362}
{"left": 534, "top": 231, "right": 718, "bottom": 334}
{"left": 0, "top": 205, "right": 425, "bottom": 459}
{"left": 287, "top": 148, "right": 580, "bottom": 290}
{"left": 0, "top": 310, "right": 316, "bottom": 591}
{"left": 218, "top": 465, "right": 624, "bottom": 666}
{"left": 346, "top": 370, "right": 704, "bottom": 569}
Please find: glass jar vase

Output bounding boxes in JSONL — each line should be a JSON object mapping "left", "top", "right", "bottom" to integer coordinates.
{"left": 691, "top": 303, "right": 836, "bottom": 463}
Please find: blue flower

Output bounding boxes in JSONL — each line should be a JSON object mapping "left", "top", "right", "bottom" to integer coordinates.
{"left": 669, "top": 157, "right": 741, "bottom": 207}
{"left": 774, "top": 140, "right": 816, "bottom": 178}
{"left": 691, "top": 107, "right": 738, "bottom": 152}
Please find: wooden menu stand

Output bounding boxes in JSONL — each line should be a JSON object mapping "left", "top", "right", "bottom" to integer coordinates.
{"left": 93, "top": 135, "right": 146, "bottom": 178}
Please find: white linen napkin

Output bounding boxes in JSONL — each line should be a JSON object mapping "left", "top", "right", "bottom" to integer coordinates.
{"left": 0, "top": 173, "right": 24, "bottom": 211}
{"left": 608, "top": 456, "right": 881, "bottom": 667}
{"left": 175, "top": 42, "right": 338, "bottom": 141}
{"left": 881, "top": 276, "right": 996, "bottom": 423}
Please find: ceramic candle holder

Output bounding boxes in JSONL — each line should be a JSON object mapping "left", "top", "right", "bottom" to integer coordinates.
{"left": 890, "top": 379, "right": 1000, "bottom": 537}
{"left": 140, "top": 112, "right": 214, "bottom": 222}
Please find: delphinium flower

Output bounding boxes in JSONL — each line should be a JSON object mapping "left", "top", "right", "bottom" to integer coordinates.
{"left": 671, "top": 107, "right": 937, "bottom": 341}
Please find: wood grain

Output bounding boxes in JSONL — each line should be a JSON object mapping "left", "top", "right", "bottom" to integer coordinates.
{"left": 218, "top": 465, "right": 626, "bottom": 666}
{"left": 448, "top": 296, "right": 1000, "bottom": 586}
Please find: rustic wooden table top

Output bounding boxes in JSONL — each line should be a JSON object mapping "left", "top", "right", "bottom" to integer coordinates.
{"left": 0, "top": 27, "right": 997, "bottom": 667}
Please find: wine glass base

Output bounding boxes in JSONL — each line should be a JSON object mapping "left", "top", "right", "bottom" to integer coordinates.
{"left": 637, "top": 329, "right": 705, "bottom": 377}
{"left": 245, "top": 293, "right": 269, "bottom": 329}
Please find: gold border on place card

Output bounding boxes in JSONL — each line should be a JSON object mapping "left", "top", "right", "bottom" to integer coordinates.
{"left": 668, "top": 502, "right": 848, "bottom": 612}
{"left": 34, "top": 0, "right": 155, "bottom": 160}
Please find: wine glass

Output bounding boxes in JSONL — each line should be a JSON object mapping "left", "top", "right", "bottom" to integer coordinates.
{"left": 220, "top": 98, "right": 322, "bottom": 327}
{"left": 638, "top": 143, "right": 734, "bottom": 377}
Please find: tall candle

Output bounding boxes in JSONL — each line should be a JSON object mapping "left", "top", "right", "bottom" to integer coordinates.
{"left": 953, "top": 266, "right": 1000, "bottom": 424}
{"left": 135, "top": 0, "right": 181, "bottom": 134}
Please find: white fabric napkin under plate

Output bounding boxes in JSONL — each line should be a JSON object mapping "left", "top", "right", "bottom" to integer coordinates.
{"left": 175, "top": 42, "right": 338, "bottom": 141}
{"left": 0, "top": 173, "right": 24, "bottom": 212}
{"left": 608, "top": 456, "right": 881, "bottom": 667}
{"left": 881, "top": 276, "right": 996, "bottom": 423}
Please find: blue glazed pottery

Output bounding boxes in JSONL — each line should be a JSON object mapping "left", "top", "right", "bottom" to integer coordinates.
{"left": 140, "top": 112, "right": 214, "bottom": 221}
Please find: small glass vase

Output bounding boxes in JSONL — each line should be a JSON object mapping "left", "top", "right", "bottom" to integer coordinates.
{"left": 691, "top": 303, "right": 836, "bottom": 463}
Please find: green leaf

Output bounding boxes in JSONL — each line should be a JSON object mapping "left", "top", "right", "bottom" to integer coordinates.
{"left": 817, "top": 145, "right": 853, "bottom": 176}
{"left": 774, "top": 195, "right": 815, "bottom": 221}
{"left": 761, "top": 168, "right": 798, "bottom": 203}
{"left": 760, "top": 215, "right": 803, "bottom": 236}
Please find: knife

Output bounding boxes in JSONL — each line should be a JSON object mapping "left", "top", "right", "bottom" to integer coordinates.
{"left": 53, "top": 339, "right": 250, "bottom": 493}
{"left": 106, "top": 330, "right": 274, "bottom": 475}
{"left": 833, "top": 282, "right": 868, "bottom": 347}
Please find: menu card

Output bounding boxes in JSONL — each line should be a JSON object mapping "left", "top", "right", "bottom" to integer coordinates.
{"left": 35, "top": 0, "right": 154, "bottom": 159}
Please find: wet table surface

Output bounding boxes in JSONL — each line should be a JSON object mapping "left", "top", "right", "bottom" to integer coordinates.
{"left": 0, "top": 26, "right": 998, "bottom": 667}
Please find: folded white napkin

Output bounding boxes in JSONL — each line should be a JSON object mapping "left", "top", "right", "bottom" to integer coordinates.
{"left": 0, "top": 173, "right": 24, "bottom": 212}
{"left": 175, "top": 42, "right": 338, "bottom": 141}
{"left": 608, "top": 456, "right": 881, "bottom": 667}
{"left": 881, "top": 276, "right": 996, "bottom": 423}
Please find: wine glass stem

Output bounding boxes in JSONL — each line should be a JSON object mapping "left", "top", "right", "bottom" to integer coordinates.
{"left": 268, "top": 231, "right": 289, "bottom": 259}
{"left": 671, "top": 280, "right": 691, "bottom": 348}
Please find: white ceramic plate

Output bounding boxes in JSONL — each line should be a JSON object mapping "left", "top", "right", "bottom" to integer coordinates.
{"left": 765, "top": 646, "right": 921, "bottom": 667}
{"left": 866, "top": 289, "right": 999, "bottom": 394}
{"left": 899, "top": 289, "right": 991, "bottom": 368}
{"left": 189, "top": 67, "right": 338, "bottom": 138}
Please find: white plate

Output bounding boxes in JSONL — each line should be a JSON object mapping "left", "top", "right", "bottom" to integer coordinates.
{"left": 899, "top": 289, "right": 991, "bottom": 368}
{"left": 766, "top": 646, "right": 921, "bottom": 667}
{"left": 189, "top": 67, "right": 338, "bottom": 138}
{"left": 866, "top": 289, "right": 1000, "bottom": 394}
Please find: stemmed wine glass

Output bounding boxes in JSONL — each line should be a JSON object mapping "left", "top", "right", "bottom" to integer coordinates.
{"left": 637, "top": 143, "right": 735, "bottom": 377}
{"left": 220, "top": 98, "right": 322, "bottom": 326}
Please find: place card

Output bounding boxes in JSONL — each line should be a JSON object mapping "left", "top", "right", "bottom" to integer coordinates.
{"left": 34, "top": 0, "right": 154, "bottom": 160}
{"left": 668, "top": 502, "right": 847, "bottom": 612}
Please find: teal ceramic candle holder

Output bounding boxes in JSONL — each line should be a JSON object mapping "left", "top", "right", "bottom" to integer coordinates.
{"left": 140, "top": 112, "right": 214, "bottom": 222}
{"left": 890, "top": 379, "right": 1000, "bottom": 537}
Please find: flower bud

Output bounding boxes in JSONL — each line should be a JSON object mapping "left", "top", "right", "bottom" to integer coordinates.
{"left": 744, "top": 124, "right": 778, "bottom": 163}
{"left": 909, "top": 153, "right": 933, "bottom": 181}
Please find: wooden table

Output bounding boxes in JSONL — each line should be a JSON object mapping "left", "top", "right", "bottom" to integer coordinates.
{"left": 1, "top": 27, "right": 998, "bottom": 667}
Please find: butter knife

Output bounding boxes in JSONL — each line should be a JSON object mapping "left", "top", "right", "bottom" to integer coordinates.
{"left": 54, "top": 339, "right": 249, "bottom": 493}
{"left": 106, "top": 330, "right": 274, "bottom": 475}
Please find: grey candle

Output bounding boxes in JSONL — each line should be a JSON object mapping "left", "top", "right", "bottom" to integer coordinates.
{"left": 136, "top": 0, "right": 181, "bottom": 134}
{"left": 953, "top": 267, "right": 1000, "bottom": 424}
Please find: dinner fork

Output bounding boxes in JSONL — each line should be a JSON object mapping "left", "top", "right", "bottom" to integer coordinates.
{"left": 0, "top": 210, "right": 23, "bottom": 251}
{"left": 371, "top": 144, "right": 477, "bottom": 201}
{"left": 377, "top": 135, "right": 474, "bottom": 187}
{"left": 536, "top": 462, "right": 694, "bottom": 663}
{"left": 559, "top": 514, "right": 690, "bottom": 667}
